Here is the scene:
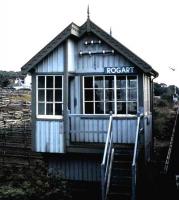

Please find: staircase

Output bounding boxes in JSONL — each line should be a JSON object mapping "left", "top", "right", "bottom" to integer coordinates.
{"left": 107, "top": 145, "right": 134, "bottom": 200}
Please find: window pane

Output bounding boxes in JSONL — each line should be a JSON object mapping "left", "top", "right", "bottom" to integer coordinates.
{"left": 128, "top": 76, "right": 137, "bottom": 88}
{"left": 38, "top": 103, "right": 45, "bottom": 115}
{"left": 46, "top": 76, "right": 53, "bottom": 88}
{"left": 117, "top": 89, "right": 126, "bottom": 101}
{"left": 38, "top": 76, "right": 45, "bottom": 88}
{"left": 117, "top": 102, "right": 126, "bottom": 114}
{"left": 55, "top": 76, "right": 62, "bottom": 88}
{"left": 116, "top": 76, "right": 126, "bottom": 88}
{"left": 105, "top": 89, "right": 114, "bottom": 101}
{"left": 85, "top": 90, "right": 93, "bottom": 101}
{"left": 46, "top": 103, "right": 53, "bottom": 115}
{"left": 94, "top": 76, "right": 103, "bottom": 88}
{"left": 55, "top": 103, "right": 62, "bottom": 115}
{"left": 105, "top": 76, "right": 114, "bottom": 88}
{"left": 128, "top": 89, "right": 137, "bottom": 101}
{"left": 105, "top": 102, "right": 114, "bottom": 114}
{"left": 95, "top": 102, "right": 104, "bottom": 114}
{"left": 84, "top": 77, "right": 93, "bottom": 88}
{"left": 55, "top": 89, "right": 62, "bottom": 101}
{"left": 95, "top": 89, "right": 104, "bottom": 101}
{"left": 85, "top": 102, "right": 94, "bottom": 114}
{"left": 46, "top": 90, "right": 53, "bottom": 101}
{"left": 38, "top": 90, "right": 45, "bottom": 101}
{"left": 128, "top": 102, "right": 137, "bottom": 114}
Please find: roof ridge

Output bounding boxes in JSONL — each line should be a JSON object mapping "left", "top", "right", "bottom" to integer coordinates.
{"left": 21, "top": 22, "right": 74, "bottom": 73}
{"left": 21, "top": 19, "right": 158, "bottom": 77}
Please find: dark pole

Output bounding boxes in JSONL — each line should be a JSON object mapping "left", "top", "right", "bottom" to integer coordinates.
{"left": 63, "top": 40, "right": 69, "bottom": 152}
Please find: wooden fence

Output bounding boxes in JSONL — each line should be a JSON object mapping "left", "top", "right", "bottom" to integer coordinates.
{"left": 0, "top": 123, "right": 42, "bottom": 168}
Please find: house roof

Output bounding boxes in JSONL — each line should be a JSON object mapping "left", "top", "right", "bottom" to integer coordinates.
{"left": 21, "top": 19, "right": 158, "bottom": 77}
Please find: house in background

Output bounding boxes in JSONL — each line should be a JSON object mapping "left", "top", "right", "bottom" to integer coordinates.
{"left": 13, "top": 75, "right": 31, "bottom": 90}
{"left": 21, "top": 13, "right": 158, "bottom": 200}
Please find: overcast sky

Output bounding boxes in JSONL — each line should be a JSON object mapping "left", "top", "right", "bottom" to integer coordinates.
{"left": 0, "top": 0, "right": 179, "bottom": 86}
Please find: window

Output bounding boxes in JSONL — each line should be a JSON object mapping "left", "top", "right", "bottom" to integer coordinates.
{"left": 37, "top": 75, "right": 63, "bottom": 117}
{"left": 83, "top": 75, "right": 138, "bottom": 115}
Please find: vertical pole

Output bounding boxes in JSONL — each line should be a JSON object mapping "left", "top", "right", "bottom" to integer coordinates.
{"left": 131, "top": 165, "right": 136, "bottom": 200}
{"left": 63, "top": 40, "right": 69, "bottom": 152}
{"left": 101, "top": 164, "right": 104, "bottom": 200}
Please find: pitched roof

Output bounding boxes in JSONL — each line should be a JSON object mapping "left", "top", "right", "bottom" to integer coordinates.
{"left": 21, "top": 19, "right": 158, "bottom": 77}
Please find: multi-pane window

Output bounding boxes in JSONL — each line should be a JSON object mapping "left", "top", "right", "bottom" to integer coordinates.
{"left": 83, "top": 75, "right": 137, "bottom": 115}
{"left": 37, "top": 75, "right": 63, "bottom": 117}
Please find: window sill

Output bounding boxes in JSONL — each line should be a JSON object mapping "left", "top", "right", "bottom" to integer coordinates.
{"left": 36, "top": 115, "right": 63, "bottom": 120}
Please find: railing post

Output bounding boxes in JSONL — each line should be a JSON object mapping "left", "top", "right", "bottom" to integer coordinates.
{"left": 131, "top": 166, "right": 136, "bottom": 200}
{"left": 110, "top": 111, "right": 113, "bottom": 143}
{"left": 101, "top": 164, "right": 105, "bottom": 200}
{"left": 101, "top": 113, "right": 113, "bottom": 200}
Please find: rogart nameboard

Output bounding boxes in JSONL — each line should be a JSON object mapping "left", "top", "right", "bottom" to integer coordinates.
{"left": 104, "top": 66, "right": 136, "bottom": 74}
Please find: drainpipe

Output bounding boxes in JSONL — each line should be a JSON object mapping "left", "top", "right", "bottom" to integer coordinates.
{"left": 151, "top": 74, "right": 158, "bottom": 160}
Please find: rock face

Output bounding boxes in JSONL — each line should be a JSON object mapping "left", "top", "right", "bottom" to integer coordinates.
{"left": 0, "top": 88, "right": 31, "bottom": 128}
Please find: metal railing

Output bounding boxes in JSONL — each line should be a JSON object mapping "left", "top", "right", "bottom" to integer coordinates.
{"left": 164, "top": 107, "right": 179, "bottom": 173}
{"left": 101, "top": 113, "right": 114, "bottom": 200}
{"left": 131, "top": 113, "right": 143, "bottom": 200}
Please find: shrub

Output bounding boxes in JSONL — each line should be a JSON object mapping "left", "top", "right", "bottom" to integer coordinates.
{"left": 0, "top": 162, "right": 71, "bottom": 200}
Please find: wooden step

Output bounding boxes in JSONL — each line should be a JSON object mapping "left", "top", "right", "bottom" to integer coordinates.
{"left": 110, "top": 183, "right": 131, "bottom": 193}
{"left": 112, "top": 160, "right": 131, "bottom": 168}
{"left": 107, "top": 192, "right": 131, "bottom": 200}
{"left": 110, "top": 175, "right": 132, "bottom": 185}
{"left": 112, "top": 168, "right": 131, "bottom": 177}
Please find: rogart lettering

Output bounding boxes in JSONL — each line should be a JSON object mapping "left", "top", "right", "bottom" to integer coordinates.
{"left": 104, "top": 66, "right": 135, "bottom": 74}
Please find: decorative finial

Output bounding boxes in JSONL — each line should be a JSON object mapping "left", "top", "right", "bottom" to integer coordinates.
{"left": 87, "top": 5, "right": 90, "bottom": 19}
{"left": 110, "top": 27, "right": 112, "bottom": 36}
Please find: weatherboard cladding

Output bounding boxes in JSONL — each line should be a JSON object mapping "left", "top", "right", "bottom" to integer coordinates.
{"left": 49, "top": 156, "right": 101, "bottom": 181}
{"left": 35, "top": 45, "right": 64, "bottom": 73}
{"left": 21, "top": 19, "right": 158, "bottom": 77}
{"left": 77, "top": 34, "right": 135, "bottom": 73}
{"left": 144, "top": 114, "right": 152, "bottom": 161}
{"left": 70, "top": 117, "right": 137, "bottom": 143}
{"left": 36, "top": 120, "right": 64, "bottom": 153}
{"left": 35, "top": 117, "right": 137, "bottom": 153}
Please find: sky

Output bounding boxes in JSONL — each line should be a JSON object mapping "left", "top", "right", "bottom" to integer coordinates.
{"left": 0, "top": 0, "right": 179, "bottom": 86}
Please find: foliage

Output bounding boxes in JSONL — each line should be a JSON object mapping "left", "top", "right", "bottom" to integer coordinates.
{"left": 0, "top": 71, "right": 24, "bottom": 88}
{"left": 0, "top": 162, "right": 71, "bottom": 200}
{"left": 153, "top": 82, "right": 177, "bottom": 140}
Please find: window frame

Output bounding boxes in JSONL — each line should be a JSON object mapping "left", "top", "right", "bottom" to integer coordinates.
{"left": 36, "top": 75, "right": 63, "bottom": 119}
{"left": 82, "top": 75, "right": 138, "bottom": 116}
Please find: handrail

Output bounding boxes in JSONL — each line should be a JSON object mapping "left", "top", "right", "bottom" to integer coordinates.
{"left": 132, "top": 113, "right": 143, "bottom": 200}
{"left": 164, "top": 107, "right": 179, "bottom": 173}
{"left": 101, "top": 114, "right": 113, "bottom": 200}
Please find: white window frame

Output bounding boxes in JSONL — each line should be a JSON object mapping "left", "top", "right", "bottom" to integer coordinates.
{"left": 83, "top": 75, "right": 138, "bottom": 116}
{"left": 36, "top": 75, "right": 63, "bottom": 119}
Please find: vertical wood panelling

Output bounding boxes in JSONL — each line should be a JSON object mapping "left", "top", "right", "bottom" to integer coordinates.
{"left": 69, "top": 117, "right": 137, "bottom": 143}
{"left": 36, "top": 120, "right": 64, "bottom": 153}
{"left": 48, "top": 157, "right": 101, "bottom": 181}
{"left": 144, "top": 115, "right": 152, "bottom": 161}
{"left": 35, "top": 45, "right": 64, "bottom": 73}
{"left": 77, "top": 34, "right": 134, "bottom": 73}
